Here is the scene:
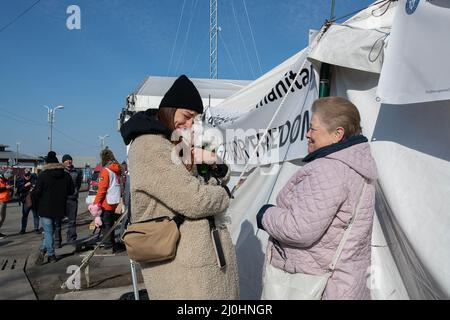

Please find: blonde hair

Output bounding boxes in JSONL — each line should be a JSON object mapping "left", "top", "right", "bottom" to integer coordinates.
{"left": 312, "top": 96, "right": 362, "bottom": 139}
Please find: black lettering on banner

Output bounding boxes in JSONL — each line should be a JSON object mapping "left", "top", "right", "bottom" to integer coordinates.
{"left": 237, "top": 138, "right": 249, "bottom": 160}
{"left": 301, "top": 110, "right": 310, "bottom": 141}
{"left": 255, "top": 66, "right": 311, "bottom": 109}
{"left": 266, "top": 128, "right": 273, "bottom": 151}
{"left": 232, "top": 140, "right": 241, "bottom": 161}
{"left": 275, "top": 80, "right": 288, "bottom": 99}
{"left": 247, "top": 134, "right": 259, "bottom": 158}
{"left": 301, "top": 67, "right": 310, "bottom": 87}
{"left": 290, "top": 70, "right": 303, "bottom": 90}
{"left": 279, "top": 121, "right": 291, "bottom": 147}
{"left": 290, "top": 113, "right": 302, "bottom": 144}
{"left": 284, "top": 72, "right": 292, "bottom": 92}
{"left": 268, "top": 89, "right": 277, "bottom": 102}
{"left": 255, "top": 132, "right": 262, "bottom": 157}
{"left": 288, "top": 71, "right": 297, "bottom": 92}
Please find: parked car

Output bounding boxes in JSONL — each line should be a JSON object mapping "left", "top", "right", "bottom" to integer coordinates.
{"left": 85, "top": 163, "right": 102, "bottom": 205}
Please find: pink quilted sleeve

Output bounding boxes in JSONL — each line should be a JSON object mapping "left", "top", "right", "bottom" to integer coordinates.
{"left": 262, "top": 159, "right": 348, "bottom": 247}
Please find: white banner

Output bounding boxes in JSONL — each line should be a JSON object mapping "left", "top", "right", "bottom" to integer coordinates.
{"left": 209, "top": 50, "right": 319, "bottom": 172}
{"left": 377, "top": 0, "right": 450, "bottom": 105}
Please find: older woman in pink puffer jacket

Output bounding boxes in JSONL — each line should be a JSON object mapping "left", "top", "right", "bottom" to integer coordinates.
{"left": 257, "top": 97, "right": 378, "bottom": 300}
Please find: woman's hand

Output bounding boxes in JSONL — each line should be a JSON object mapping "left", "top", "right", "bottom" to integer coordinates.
{"left": 192, "top": 147, "right": 217, "bottom": 165}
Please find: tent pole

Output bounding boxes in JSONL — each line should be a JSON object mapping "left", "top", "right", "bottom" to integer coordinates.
{"left": 319, "top": 0, "right": 335, "bottom": 98}
{"left": 319, "top": 63, "right": 331, "bottom": 97}
{"left": 330, "top": 0, "right": 335, "bottom": 21}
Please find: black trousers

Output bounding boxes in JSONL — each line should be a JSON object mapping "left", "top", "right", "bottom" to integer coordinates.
{"left": 66, "top": 199, "right": 78, "bottom": 242}
{"left": 101, "top": 210, "right": 116, "bottom": 248}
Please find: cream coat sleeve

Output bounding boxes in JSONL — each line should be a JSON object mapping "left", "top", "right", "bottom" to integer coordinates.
{"left": 129, "top": 134, "right": 230, "bottom": 219}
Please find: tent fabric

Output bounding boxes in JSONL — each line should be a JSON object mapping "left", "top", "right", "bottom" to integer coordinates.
{"left": 308, "top": 1, "right": 397, "bottom": 74}
{"left": 128, "top": 76, "right": 251, "bottom": 112}
{"left": 377, "top": 0, "right": 450, "bottom": 104}
{"left": 308, "top": 24, "right": 388, "bottom": 74}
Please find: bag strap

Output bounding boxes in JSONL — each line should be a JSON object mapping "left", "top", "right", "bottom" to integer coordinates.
{"left": 328, "top": 179, "right": 368, "bottom": 272}
{"left": 172, "top": 214, "right": 185, "bottom": 228}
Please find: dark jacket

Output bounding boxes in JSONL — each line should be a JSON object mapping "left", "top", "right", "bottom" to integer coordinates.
{"left": 17, "top": 174, "right": 37, "bottom": 203}
{"left": 32, "top": 163, "right": 74, "bottom": 218}
{"left": 65, "top": 165, "right": 83, "bottom": 200}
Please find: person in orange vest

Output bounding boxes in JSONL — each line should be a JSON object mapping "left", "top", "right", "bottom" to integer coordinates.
{"left": 0, "top": 169, "right": 14, "bottom": 239}
{"left": 93, "top": 149, "right": 122, "bottom": 253}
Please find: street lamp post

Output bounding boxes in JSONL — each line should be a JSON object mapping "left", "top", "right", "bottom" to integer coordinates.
{"left": 16, "top": 142, "right": 20, "bottom": 167}
{"left": 44, "top": 105, "right": 64, "bottom": 151}
{"left": 98, "top": 134, "right": 109, "bottom": 151}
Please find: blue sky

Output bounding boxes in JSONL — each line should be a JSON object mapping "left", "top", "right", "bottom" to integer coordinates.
{"left": 0, "top": 0, "right": 374, "bottom": 162}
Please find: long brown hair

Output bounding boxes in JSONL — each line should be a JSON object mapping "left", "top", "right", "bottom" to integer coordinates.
{"left": 157, "top": 107, "right": 194, "bottom": 171}
{"left": 157, "top": 107, "right": 177, "bottom": 132}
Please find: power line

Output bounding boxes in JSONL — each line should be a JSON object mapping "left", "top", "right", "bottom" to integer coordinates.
{"left": 0, "top": 108, "right": 47, "bottom": 127}
{"left": 0, "top": 107, "right": 98, "bottom": 150}
{"left": 0, "top": 0, "right": 42, "bottom": 34}
{"left": 230, "top": 0, "right": 255, "bottom": 79}
{"left": 242, "top": 0, "right": 262, "bottom": 76}
{"left": 0, "top": 113, "right": 46, "bottom": 127}
{"left": 219, "top": 32, "right": 241, "bottom": 79}
{"left": 53, "top": 126, "right": 98, "bottom": 149}
{"left": 190, "top": 32, "right": 209, "bottom": 75}
{"left": 175, "top": 0, "right": 199, "bottom": 75}
{"left": 167, "top": 0, "right": 187, "bottom": 76}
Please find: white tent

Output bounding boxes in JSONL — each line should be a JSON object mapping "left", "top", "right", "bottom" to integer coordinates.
{"left": 125, "top": 76, "right": 251, "bottom": 112}
{"left": 210, "top": 0, "right": 450, "bottom": 300}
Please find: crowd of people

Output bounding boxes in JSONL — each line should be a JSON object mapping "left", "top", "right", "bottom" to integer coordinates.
{"left": 0, "top": 149, "right": 125, "bottom": 264}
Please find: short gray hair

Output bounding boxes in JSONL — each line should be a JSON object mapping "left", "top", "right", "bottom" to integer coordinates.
{"left": 312, "top": 96, "right": 362, "bottom": 139}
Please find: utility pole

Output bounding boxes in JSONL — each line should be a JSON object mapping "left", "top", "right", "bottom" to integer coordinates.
{"left": 98, "top": 134, "right": 109, "bottom": 152}
{"left": 44, "top": 105, "right": 64, "bottom": 151}
{"left": 210, "top": 0, "right": 218, "bottom": 79}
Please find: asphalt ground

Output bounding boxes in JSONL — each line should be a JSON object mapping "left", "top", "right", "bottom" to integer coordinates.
{"left": 0, "top": 191, "right": 144, "bottom": 300}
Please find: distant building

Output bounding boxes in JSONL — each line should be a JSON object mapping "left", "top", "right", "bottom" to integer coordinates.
{"left": 0, "top": 144, "right": 44, "bottom": 169}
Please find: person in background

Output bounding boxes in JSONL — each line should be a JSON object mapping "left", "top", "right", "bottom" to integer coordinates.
{"left": 93, "top": 149, "right": 122, "bottom": 253}
{"left": 0, "top": 169, "right": 14, "bottom": 239}
{"left": 33, "top": 151, "right": 74, "bottom": 264}
{"left": 17, "top": 169, "right": 40, "bottom": 234}
{"left": 62, "top": 154, "right": 83, "bottom": 244}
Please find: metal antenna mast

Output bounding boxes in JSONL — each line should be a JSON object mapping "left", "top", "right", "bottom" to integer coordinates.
{"left": 210, "top": 0, "right": 218, "bottom": 79}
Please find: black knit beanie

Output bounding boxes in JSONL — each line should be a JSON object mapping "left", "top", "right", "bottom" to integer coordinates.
{"left": 45, "top": 151, "right": 59, "bottom": 164}
{"left": 62, "top": 154, "right": 72, "bottom": 163}
{"left": 159, "top": 75, "right": 204, "bottom": 114}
